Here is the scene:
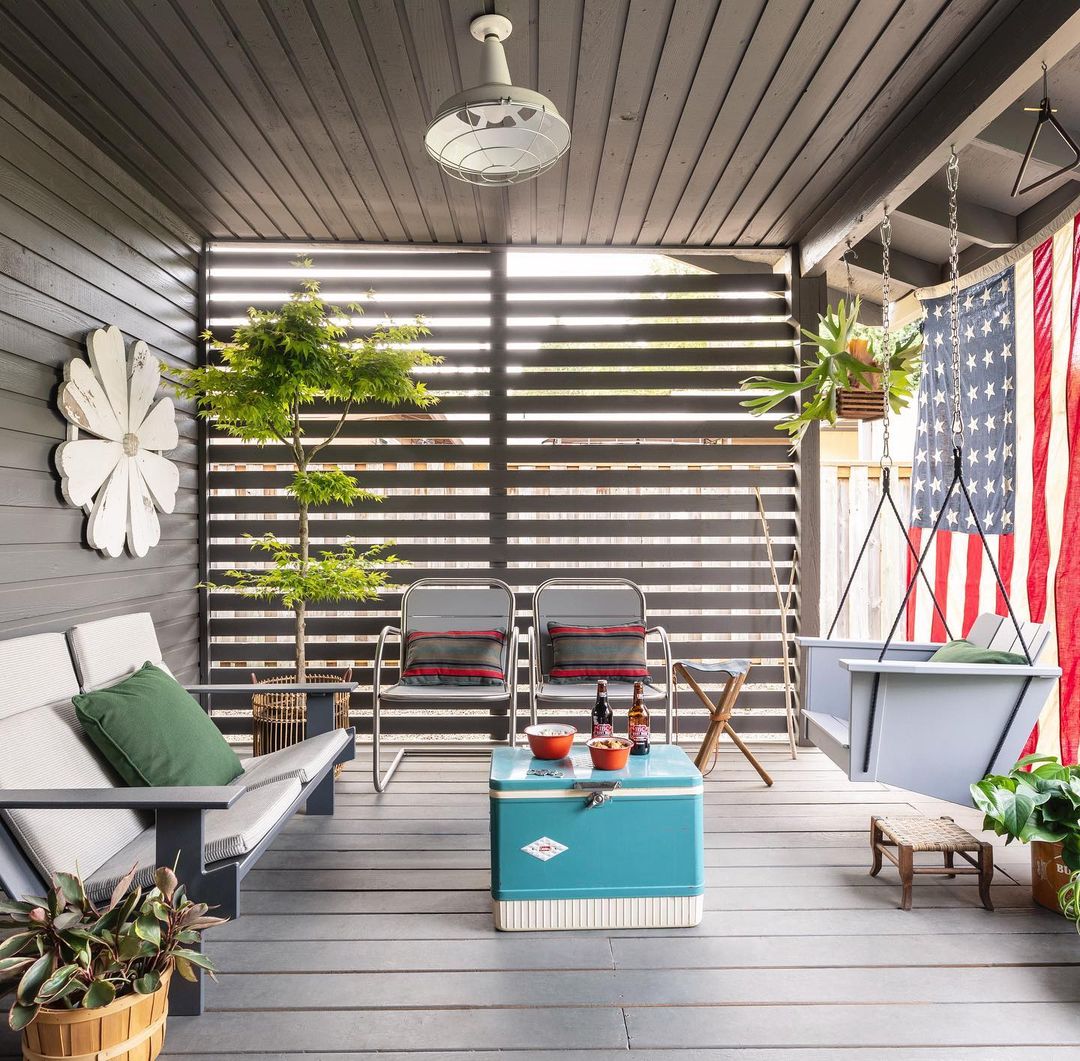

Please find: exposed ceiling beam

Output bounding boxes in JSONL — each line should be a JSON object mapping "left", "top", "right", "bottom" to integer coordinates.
{"left": 894, "top": 183, "right": 1016, "bottom": 248}
{"left": 798, "top": 0, "right": 1080, "bottom": 277}
{"left": 849, "top": 238, "right": 941, "bottom": 293}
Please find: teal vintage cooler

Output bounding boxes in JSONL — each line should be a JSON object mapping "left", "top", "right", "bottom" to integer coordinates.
{"left": 489, "top": 744, "right": 704, "bottom": 931}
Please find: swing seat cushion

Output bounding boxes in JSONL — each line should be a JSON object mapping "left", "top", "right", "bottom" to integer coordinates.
{"left": 928, "top": 639, "right": 1028, "bottom": 666}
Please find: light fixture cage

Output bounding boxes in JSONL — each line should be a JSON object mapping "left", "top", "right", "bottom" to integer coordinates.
{"left": 424, "top": 15, "right": 570, "bottom": 187}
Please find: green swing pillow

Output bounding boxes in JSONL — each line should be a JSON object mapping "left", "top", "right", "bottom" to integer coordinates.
{"left": 73, "top": 662, "right": 244, "bottom": 787}
{"left": 928, "top": 639, "right": 1028, "bottom": 665}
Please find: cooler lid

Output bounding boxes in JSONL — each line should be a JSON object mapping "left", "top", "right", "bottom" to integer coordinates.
{"left": 489, "top": 743, "right": 702, "bottom": 791}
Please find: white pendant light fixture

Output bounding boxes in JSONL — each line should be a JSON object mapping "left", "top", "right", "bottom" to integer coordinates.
{"left": 424, "top": 14, "right": 570, "bottom": 187}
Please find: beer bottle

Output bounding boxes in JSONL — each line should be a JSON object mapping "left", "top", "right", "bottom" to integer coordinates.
{"left": 591, "top": 679, "right": 613, "bottom": 738}
{"left": 628, "top": 680, "right": 650, "bottom": 755}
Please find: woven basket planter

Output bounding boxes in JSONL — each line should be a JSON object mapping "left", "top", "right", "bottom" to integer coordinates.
{"left": 21, "top": 968, "right": 170, "bottom": 1061}
{"left": 836, "top": 387, "right": 887, "bottom": 421}
{"left": 251, "top": 672, "right": 351, "bottom": 776}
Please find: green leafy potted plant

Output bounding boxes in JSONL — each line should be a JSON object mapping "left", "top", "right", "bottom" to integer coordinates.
{"left": 740, "top": 296, "right": 922, "bottom": 446}
{"left": 971, "top": 753, "right": 1080, "bottom": 928}
{"left": 176, "top": 266, "right": 436, "bottom": 698}
{"left": 0, "top": 865, "right": 225, "bottom": 1058}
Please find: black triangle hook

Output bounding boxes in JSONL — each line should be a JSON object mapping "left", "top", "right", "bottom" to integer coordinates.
{"left": 1011, "top": 63, "right": 1080, "bottom": 197}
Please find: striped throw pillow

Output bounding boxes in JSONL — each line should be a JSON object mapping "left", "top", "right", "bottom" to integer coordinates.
{"left": 547, "top": 621, "right": 649, "bottom": 683}
{"left": 401, "top": 629, "right": 506, "bottom": 686}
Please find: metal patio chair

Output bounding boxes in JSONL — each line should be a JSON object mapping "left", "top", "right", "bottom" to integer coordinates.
{"left": 372, "top": 578, "right": 518, "bottom": 791}
{"left": 527, "top": 578, "right": 673, "bottom": 744}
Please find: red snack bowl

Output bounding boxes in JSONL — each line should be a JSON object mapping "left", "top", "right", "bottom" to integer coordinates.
{"left": 587, "top": 737, "right": 631, "bottom": 771}
{"left": 524, "top": 723, "right": 576, "bottom": 760}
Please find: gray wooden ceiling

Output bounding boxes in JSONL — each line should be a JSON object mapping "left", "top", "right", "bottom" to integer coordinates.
{"left": 0, "top": 0, "right": 1038, "bottom": 253}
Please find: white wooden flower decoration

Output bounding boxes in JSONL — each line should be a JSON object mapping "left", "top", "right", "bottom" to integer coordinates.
{"left": 55, "top": 326, "right": 180, "bottom": 558}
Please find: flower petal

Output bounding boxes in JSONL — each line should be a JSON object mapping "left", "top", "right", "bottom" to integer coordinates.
{"left": 87, "top": 459, "right": 129, "bottom": 558}
{"left": 127, "top": 459, "right": 160, "bottom": 558}
{"left": 134, "top": 450, "right": 179, "bottom": 515}
{"left": 136, "top": 398, "right": 179, "bottom": 451}
{"left": 55, "top": 439, "right": 123, "bottom": 508}
{"left": 86, "top": 326, "right": 129, "bottom": 432}
{"left": 59, "top": 360, "right": 123, "bottom": 441}
{"left": 127, "top": 341, "right": 159, "bottom": 434}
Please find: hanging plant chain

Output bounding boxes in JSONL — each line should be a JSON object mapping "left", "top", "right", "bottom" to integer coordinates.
{"left": 946, "top": 152, "right": 963, "bottom": 446}
{"left": 880, "top": 212, "right": 892, "bottom": 467}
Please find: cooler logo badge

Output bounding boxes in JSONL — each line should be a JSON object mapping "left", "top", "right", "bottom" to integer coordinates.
{"left": 522, "top": 836, "right": 568, "bottom": 862}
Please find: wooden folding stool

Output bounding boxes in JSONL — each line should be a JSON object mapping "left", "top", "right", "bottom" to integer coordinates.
{"left": 673, "top": 660, "right": 773, "bottom": 785}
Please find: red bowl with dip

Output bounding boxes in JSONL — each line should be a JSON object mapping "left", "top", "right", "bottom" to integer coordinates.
{"left": 524, "top": 723, "right": 576, "bottom": 760}
{"left": 587, "top": 736, "right": 631, "bottom": 771}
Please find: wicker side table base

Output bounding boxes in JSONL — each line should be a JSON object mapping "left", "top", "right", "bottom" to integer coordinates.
{"left": 870, "top": 815, "right": 994, "bottom": 911}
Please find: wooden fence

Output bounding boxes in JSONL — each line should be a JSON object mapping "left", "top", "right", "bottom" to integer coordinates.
{"left": 819, "top": 461, "right": 913, "bottom": 640}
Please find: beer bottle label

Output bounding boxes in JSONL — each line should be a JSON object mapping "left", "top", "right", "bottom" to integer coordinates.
{"left": 592, "top": 723, "right": 614, "bottom": 738}
{"left": 629, "top": 723, "right": 650, "bottom": 745}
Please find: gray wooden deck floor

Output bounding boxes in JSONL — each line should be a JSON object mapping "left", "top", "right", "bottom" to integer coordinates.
{"left": 7, "top": 745, "right": 1080, "bottom": 1058}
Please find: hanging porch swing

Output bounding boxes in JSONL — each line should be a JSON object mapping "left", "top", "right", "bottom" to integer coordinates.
{"left": 798, "top": 154, "right": 1061, "bottom": 807}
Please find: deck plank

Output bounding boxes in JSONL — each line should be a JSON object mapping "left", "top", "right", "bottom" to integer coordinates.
{"left": 5, "top": 745, "right": 1074, "bottom": 1059}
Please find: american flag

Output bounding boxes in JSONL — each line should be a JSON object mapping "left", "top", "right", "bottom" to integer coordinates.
{"left": 910, "top": 214, "right": 1080, "bottom": 763}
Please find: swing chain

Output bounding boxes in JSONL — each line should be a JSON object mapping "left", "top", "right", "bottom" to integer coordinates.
{"left": 946, "top": 150, "right": 963, "bottom": 449}
{"left": 880, "top": 212, "right": 892, "bottom": 468}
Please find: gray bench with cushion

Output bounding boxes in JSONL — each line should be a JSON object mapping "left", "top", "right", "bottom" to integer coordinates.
{"left": 0, "top": 613, "right": 355, "bottom": 1015}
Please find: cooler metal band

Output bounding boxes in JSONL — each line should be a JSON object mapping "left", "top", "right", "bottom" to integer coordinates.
{"left": 493, "top": 894, "right": 704, "bottom": 931}
{"left": 489, "top": 784, "right": 704, "bottom": 800}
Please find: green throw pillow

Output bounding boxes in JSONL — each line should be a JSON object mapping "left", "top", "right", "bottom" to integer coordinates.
{"left": 928, "top": 639, "right": 1028, "bottom": 665}
{"left": 73, "top": 662, "right": 243, "bottom": 787}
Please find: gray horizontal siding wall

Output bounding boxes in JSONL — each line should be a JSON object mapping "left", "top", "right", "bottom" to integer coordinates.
{"left": 0, "top": 62, "right": 202, "bottom": 679}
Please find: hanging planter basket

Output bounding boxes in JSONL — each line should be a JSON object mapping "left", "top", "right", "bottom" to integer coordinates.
{"left": 22, "top": 968, "right": 171, "bottom": 1061}
{"left": 251, "top": 671, "right": 352, "bottom": 777}
{"left": 837, "top": 338, "right": 887, "bottom": 422}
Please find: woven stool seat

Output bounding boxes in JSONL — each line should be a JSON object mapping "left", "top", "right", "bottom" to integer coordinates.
{"left": 875, "top": 815, "right": 982, "bottom": 852}
{"left": 870, "top": 814, "right": 993, "bottom": 910}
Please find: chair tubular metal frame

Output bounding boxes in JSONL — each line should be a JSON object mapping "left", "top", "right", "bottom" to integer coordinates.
{"left": 527, "top": 577, "right": 674, "bottom": 744}
{"left": 372, "top": 577, "right": 518, "bottom": 791}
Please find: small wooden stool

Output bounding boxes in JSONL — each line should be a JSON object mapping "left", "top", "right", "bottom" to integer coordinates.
{"left": 870, "top": 815, "right": 994, "bottom": 911}
{"left": 673, "top": 660, "right": 773, "bottom": 786}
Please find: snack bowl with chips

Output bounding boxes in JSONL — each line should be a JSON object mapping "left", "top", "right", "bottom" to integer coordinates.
{"left": 587, "top": 736, "right": 632, "bottom": 771}
{"left": 524, "top": 723, "right": 576, "bottom": 760}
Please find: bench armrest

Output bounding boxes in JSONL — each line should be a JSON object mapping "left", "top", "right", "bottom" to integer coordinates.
{"left": 0, "top": 787, "right": 242, "bottom": 810}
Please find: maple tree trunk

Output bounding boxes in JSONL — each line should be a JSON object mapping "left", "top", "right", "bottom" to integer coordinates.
{"left": 295, "top": 500, "right": 308, "bottom": 681}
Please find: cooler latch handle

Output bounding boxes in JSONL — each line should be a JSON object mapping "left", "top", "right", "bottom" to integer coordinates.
{"left": 573, "top": 780, "right": 621, "bottom": 808}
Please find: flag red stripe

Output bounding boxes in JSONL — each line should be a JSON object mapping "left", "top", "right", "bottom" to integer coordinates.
{"left": 963, "top": 534, "right": 982, "bottom": 636}
{"left": 1054, "top": 216, "right": 1080, "bottom": 763}
{"left": 931, "top": 530, "right": 951, "bottom": 643}
{"left": 905, "top": 526, "right": 921, "bottom": 641}
{"left": 1028, "top": 237, "right": 1055, "bottom": 623}
{"left": 996, "top": 534, "right": 1014, "bottom": 618}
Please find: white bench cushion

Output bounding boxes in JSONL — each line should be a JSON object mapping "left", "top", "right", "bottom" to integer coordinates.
{"left": 68, "top": 612, "right": 166, "bottom": 692}
{"left": 239, "top": 730, "right": 350, "bottom": 789}
{"left": 86, "top": 777, "right": 302, "bottom": 903}
{"left": 0, "top": 632, "right": 147, "bottom": 884}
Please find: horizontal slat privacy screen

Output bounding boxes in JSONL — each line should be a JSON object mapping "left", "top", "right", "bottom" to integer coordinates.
{"left": 206, "top": 245, "right": 797, "bottom": 738}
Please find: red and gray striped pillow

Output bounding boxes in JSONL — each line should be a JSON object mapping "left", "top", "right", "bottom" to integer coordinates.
{"left": 547, "top": 621, "right": 649, "bottom": 683}
{"left": 401, "top": 628, "right": 506, "bottom": 687}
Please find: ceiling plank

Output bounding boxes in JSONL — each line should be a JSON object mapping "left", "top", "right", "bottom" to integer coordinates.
{"left": 895, "top": 182, "right": 1016, "bottom": 248}
{"left": 608, "top": 0, "right": 719, "bottom": 245}
{"left": 560, "top": 0, "right": 630, "bottom": 243}
{"left": 706, "top": 0, "right": 904, "bottom": 246}
{"left": 632, "top": 1, "right": 768, "bottom": 245}
{"left": 799, "top": 0, "right": 1080, "bottom": 275}
{"left": 164, "top": 0, "right": 368, "bottom": 240}
{"left": 752, "top": 0, "right": 989, "bottom": 248}
{"left": 399, "top": 0, "right": 487, "bottom": 243}
{"left": 585, "top": 0, "right": 674, "bottom": 244}
{"left": 0, "top": 1, "right": 249, "bottom": 237}
{"left": 673, "top": 0, "right": 852, "bottom": 247}
{"left": 534, "top": 0, "right": 583, "bottom": 245}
